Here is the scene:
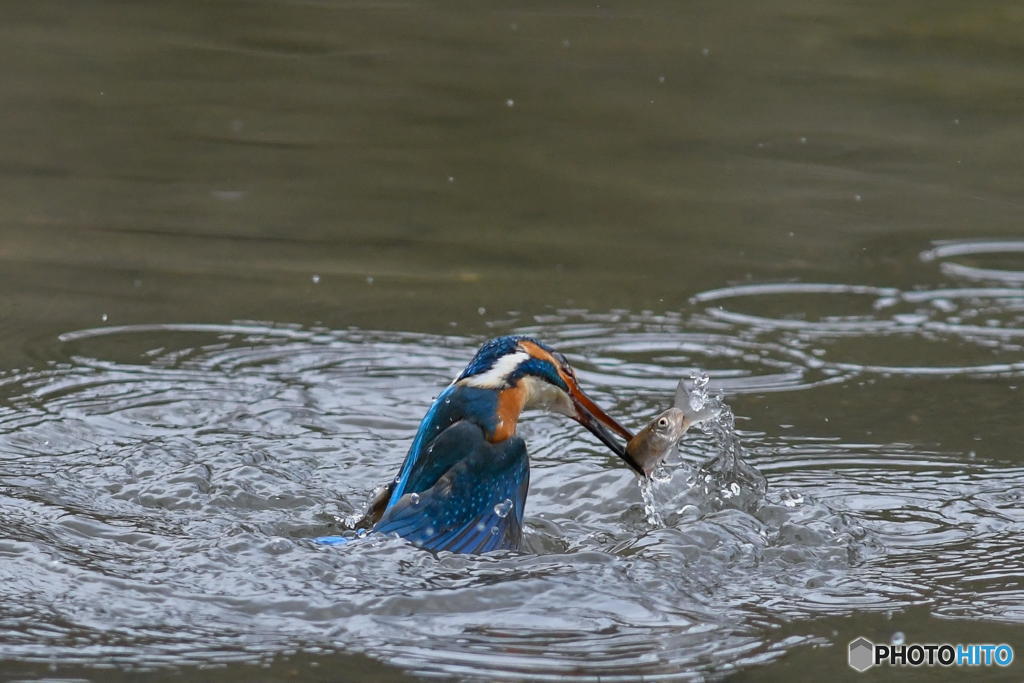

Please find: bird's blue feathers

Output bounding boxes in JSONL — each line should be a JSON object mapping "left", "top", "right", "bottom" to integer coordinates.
{"left": 387, "top": 385, "right": 500, "bottom": 506}
{"left": 374, "top": 421, "right": 529, "bottom": 553}
{"left": 334, "top": 336, "right": 571, "bottom": 553}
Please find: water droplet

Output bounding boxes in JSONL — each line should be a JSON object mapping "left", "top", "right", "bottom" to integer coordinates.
{"left": 799, "top": 136, "right": 807, "bottom": 144}
{"left": 490, "top": 526, "right": 499, "bottom": 535}
{"left": 781, "top": 489, "right": 803, "bottom": 508}
{"left": 477, "top": 306, "right": 486, "bottom": 316}
{"left": 658, "top": 75, "right": 666, "bottom": 84}
{"left": 355, "top": 528, "right": 368, "bottom": 538}
{"left": 505, "top": 98, "right": 515, "bottom": 108}
{"left": 447, "top": 176, "right": 455, "bottom": 183}
{"left": 561, "top": 39, "right": 571, "bottom": 48}
{"left": 891, "top": 631, "right": 905, "bottom": 646}
{"left": 494, "top": 499, "right": 512, "bottom": 518}
{"left": 701, "top": 47, "right": 711, "bottom": 56}
{"left": 100, "top": 313, "right": 108, "bottom": 322}
{"left": 854, "top": 193, "right": 863, "bottom": 201}
{"left": 311, "top": 274, "right": 320, "bottom": 284}
{"left": 268, "top": 538, "right": 291, "bottom": 554}
{"left": 410, "top": 493, "right": 421, "bottom": 506}
{"left": 365, "top": 275, "right": 374, "bottom": 285}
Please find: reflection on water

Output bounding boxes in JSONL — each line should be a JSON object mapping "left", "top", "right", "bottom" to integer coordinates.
{"left": 2, "top": 255, "right": 1024, "bottom": 678}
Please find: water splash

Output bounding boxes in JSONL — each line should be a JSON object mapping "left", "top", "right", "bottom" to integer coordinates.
{"left": 691, "top": 397, "right": 768, "bottom": 514}
{"left": 638, "top": 371, "right": 767, "bottom": 526}
{"left": 639, "top": 478, "right": 664, "bottom": 526}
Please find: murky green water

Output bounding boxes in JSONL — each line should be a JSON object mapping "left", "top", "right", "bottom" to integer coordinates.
{"left": 2, "top": 2, "right": 1023, "bottom": 681}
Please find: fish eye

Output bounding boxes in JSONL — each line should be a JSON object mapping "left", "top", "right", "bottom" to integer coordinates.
{"left": 657, "top": 417, "right": 669, "bottom": 428}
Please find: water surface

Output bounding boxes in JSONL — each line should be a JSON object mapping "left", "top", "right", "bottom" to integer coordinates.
{"left": 2, "top": 1, "right": 1024, "bottom": 680}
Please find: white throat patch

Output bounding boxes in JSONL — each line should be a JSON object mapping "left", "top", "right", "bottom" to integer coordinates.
{"left": 458, "top": 350, "right": 530, "bottom": 389}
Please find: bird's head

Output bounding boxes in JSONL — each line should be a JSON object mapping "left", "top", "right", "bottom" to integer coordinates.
{"left": 456, "top": 336, "right": 642, "bottom": 474}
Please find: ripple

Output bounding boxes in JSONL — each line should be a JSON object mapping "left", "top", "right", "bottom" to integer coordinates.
{"left": 0, "top": 322, "right": 1022, "bottom": 678}
{"left": 691, "top": 282, "right": 900, "bottom": 331}
{"left": 922, "top": 239, "right": 1024, "bottom": 284}
{"left": 517, "top": 316, "right": 851, "bottom": 398}
{"left": 687, "top": 282, "right": 1024, "bottom": 378}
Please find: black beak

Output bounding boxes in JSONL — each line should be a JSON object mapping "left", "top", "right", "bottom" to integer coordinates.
{"left": 569, "top": 390, "right": 644, "bottom": 476}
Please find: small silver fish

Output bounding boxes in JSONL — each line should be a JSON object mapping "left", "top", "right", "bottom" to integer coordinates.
{"left": 626, "top": 378, "right": 721, "bottom": 477}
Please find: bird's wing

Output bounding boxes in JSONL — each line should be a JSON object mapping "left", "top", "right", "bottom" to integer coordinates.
{"left": 373, "top": 420, "right": 529, "bottom": 553}
{"left": 387, "top": 384, "right": 459, "bottom": 506}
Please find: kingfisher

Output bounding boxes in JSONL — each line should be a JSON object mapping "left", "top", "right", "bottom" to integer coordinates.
{"left": 317, "top": 336, "right": 640, "bottom": 553}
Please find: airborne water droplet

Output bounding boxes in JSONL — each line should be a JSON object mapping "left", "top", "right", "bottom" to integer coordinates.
{"left": 891, "top": 631, "right": 905, "bottom": 646}
{"left": 494, "top": 499, "right": 512, "bottom": 518}
{"left": 410, "top": 493, "right": 421, "bottom": 506}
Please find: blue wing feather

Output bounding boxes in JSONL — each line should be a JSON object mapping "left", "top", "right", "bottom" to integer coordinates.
{"left": 386, "top": 385, "right": 500, "bottom": 508}
{"left": 387, "top": 383, "right": 458, "bottom": 506}
{"left": 374, "top": 421, "right": 528, "bottom": 553}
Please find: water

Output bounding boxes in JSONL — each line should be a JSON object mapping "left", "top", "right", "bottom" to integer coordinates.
{"left": 2, "top": 304, "right": 1024, "bottom": 679}
{"left": 3, "top": 1, "right": 1024, "bottom": 680}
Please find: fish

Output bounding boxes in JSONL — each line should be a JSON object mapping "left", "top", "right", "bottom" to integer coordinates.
{"left": 626, "top": 377, "right": 721, "bottom": 477}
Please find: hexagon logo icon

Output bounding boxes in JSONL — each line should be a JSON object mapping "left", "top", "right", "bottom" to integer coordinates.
{"left": 848, "top": 637, "right": 875, "bottom": 672}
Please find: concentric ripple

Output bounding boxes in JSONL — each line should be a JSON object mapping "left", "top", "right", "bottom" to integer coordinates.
{"left": 688, "top": 281, "right": 1024, "bottom": 378}
{"left": 922, "top": 239, "right": 1024, "bottom": 284}
{"left": 0, "top": 320, "right": 1022, "bottom": 678}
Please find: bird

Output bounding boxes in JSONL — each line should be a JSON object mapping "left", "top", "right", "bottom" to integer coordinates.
{"left": 316, "top": 335, "right": 641, "bottom": 553}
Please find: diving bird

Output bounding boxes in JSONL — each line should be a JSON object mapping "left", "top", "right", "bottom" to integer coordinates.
{"left": 319, "top": 336, "right": 640, "bottom": 553}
